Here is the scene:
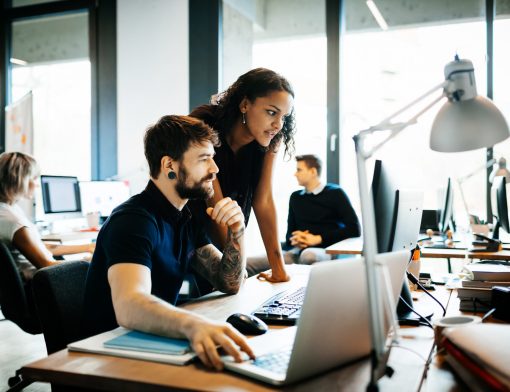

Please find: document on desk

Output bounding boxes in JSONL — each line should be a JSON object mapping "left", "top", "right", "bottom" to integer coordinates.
{"left": 68, "top": 327, "right": 195, "bottom": 365}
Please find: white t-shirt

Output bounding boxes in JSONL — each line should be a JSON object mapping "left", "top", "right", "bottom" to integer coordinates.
{"left": 0, "top": 202, "right": 33, "bottom": 243}
{"left": 0, "top": 202, "right": 51, "bottom": 279}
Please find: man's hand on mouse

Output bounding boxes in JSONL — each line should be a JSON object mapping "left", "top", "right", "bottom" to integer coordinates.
{"left": 184, "top": 315, "right": 255, "bottom": 371}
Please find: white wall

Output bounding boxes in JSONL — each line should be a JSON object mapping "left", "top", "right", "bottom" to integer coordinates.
{"left": 117, "top": 0, "right": 189, "bottom": 193}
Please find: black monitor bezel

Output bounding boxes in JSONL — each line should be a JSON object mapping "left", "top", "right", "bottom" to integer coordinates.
{"left": 40, "top": 175, "right": 82, "bottom": 214}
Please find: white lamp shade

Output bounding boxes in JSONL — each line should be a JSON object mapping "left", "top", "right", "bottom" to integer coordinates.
{"left": 430, "top": 96, "right": 510, "bottom": 153}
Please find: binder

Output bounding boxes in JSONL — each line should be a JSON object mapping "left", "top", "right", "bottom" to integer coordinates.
{"left": 68, "top": 327, "right": 195, "bottom": 366}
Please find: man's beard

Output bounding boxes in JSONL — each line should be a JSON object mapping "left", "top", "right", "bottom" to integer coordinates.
{"left": 175, "top": 165, "right": 214, "bottom": 200}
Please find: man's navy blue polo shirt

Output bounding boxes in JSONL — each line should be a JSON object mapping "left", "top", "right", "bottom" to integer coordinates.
{"left": 83, "top": 180, "right": 209, "bottom": 337}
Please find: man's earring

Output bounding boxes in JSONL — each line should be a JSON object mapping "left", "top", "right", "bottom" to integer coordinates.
{"left": 168, "top": 171, "right": 176, "bottom": 180}
{"left": 242, "top": 112, "right": 246, "bottom": 125}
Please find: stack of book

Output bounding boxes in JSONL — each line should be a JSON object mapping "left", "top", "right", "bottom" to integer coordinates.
{"left": 458, "top": 264, "right": 510, "bottom": 312}
{"left": 443, "top": 324, "right": 510, "bottom": 391}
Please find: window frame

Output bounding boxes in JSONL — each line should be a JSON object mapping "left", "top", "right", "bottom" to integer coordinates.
{"left": 0, "top": 0, "right": 117, "bottom": 180}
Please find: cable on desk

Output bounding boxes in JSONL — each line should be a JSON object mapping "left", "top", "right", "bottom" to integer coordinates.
{"left": 482, "top": 307, "right": 496, "bottom": 322}
{"left": 406, "top": 271, "right": 447, "bottom": 317}
{"left": 390, "top": 344, "right": 429, "bottom": 364}
{"left": 398, "top": 296, "right": 434, "bottom": 328}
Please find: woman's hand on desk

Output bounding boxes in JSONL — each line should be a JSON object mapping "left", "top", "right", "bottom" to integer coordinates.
{"left": 257, "top": 265, "right": 290, "bottom": 283}
{"left": 184, "top": 317, "right": 255, "bottom": 370}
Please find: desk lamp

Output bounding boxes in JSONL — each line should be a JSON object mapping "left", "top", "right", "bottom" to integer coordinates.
{"left": 457, "top": 158, "right": 496, "bottom": 224}
{"left": 489, "top": 157, "right": 510, "bottom": 183}
{"left": 353, "top": 55, "right": 510, "bottom": 391}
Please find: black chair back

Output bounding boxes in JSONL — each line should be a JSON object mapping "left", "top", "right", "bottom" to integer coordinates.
{"left": 32, "top": 261, "right": 89, "bottom": 354}
{"left": 0, "top": 241, "right": 41, "bottom": 334}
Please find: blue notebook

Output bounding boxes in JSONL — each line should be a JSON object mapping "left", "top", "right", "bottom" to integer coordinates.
{"left": 103, "top": 330, "right": 191, "bottom": 355}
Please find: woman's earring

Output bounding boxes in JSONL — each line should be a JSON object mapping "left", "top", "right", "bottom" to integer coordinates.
{"left": 168, "top": 171, "right": 176, "bottom": 180}
{"left": 242, "top": 112, "right": 246, "bottom": 125}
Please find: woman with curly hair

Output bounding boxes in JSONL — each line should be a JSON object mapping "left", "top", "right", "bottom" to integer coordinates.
{"left": 190, "top": 68, "right": 295, "bottom": 283}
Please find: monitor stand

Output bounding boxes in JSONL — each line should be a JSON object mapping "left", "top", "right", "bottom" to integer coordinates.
{"left": 396, "top": 282, "right": 434, "bottom": 326}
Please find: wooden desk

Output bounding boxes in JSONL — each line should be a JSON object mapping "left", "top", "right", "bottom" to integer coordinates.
{"left": 20, "top": 264, "right": 441, "bottom": 391}
{"left": 326, "top": 237, "right": 510, "bottom": 261}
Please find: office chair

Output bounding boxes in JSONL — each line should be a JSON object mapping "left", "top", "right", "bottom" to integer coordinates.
{"left": 32, "top": 261, "right": 89, "bottom": 355}
{"left": 0, "top": 241, "right": 41, "bottom": 334}
{"left": 0, "top": 241, "right": 43, "bottom": 390}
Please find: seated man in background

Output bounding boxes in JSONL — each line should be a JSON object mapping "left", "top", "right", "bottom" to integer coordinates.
{"left": 284, "top": 154, "right": 360, "bottom": 264}
{"left": 83, "top": 115, "right": 254, "bottom": 370}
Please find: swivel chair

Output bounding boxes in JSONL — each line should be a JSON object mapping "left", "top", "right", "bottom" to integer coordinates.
{"left": 0, "top": 241, "right": 42, "bottom": 390}
{"left": 32, "top": 260, "right": 90, "bottom": 355}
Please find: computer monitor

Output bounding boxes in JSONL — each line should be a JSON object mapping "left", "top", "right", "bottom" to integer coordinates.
{"left": 371, "top": 160, "right": 430, "bottom": 324}
{"left": 437, "top": 178, "right": 454, "bottom": 235}
{"left": 79, "top": 181, "right": 131, "bottom": 219}
{"left": 491, "top": 176, "right": 510, "bottom": 240}
{"left": 371, "top": 160, "right": 423, "bottom": 253}
{"left": 40, "top": 175, "right": 82, "bottom": 220}
{"left": 371, "top": 160, "right": 397, "bottom": 253}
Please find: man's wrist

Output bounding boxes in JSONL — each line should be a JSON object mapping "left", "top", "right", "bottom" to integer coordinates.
{"left": 230, "top": 226, "right": 245, "bottom": 241}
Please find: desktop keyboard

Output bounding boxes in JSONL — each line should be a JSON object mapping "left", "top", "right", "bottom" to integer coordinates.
{"left": 252, "top": 286, "right": 306, "bottom": 325}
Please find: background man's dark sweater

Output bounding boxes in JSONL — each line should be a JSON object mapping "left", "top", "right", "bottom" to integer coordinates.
{"left": 285, "top": 183, "right": 361, "bottom": 249}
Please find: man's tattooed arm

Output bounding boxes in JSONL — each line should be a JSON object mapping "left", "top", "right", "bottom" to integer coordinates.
{"left": 191, "top": 227, "right": 246, "bottom": 294}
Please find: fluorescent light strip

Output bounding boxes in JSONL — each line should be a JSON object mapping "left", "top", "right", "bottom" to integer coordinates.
{"left": 10, "top": 58, "right": 28, "bottom": 66}
{"left": 366, "top": 0, "right": 389, "bottom": 31}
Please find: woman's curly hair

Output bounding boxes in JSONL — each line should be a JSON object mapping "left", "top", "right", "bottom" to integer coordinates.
{"left": 190, "top": 68, "right": 296, "bottom": 158}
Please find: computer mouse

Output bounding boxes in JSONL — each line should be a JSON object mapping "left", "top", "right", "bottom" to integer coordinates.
{"left": 226, "top": 313, "right": 268, "bottom": 336}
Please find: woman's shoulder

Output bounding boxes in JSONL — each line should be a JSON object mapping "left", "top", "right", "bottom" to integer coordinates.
{"left": 0, "top": 203, "right": 28, "bottom": 223}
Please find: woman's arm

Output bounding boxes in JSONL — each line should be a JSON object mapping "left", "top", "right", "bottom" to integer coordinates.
{"left": 12, "top": 227, "right": 59, "bottom": 269}
{"left": 252, "top": 151, "right": 290, "bottom": 282}
{"left": 45, "top": 242, "right": 95, "bottom": 257}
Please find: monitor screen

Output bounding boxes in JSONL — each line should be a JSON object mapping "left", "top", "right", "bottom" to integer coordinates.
{"left": 40, "top": 175, "right": 82, "bottom": 214}
{"left": 370, "top": 160, "right": 429, "bottom": 323}
{"left": 79, "top": 181, "right": 131, "bottom": 218}
{"left": 437, "top": 178, "right": 454, "bottom": 234}
{"left": 491, "top": 176, "right": 510, "bottom": 239}
{"left": 371, "top": 160, "right": 397, "bottom": 253}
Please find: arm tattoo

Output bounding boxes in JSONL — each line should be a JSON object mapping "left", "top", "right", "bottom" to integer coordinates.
{"left": 192, "top": 229, "right": 245, "bottom": 294}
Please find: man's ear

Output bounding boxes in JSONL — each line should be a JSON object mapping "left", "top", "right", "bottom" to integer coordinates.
{"left": 160, "top": 156, "right": 177, "bottom": 176}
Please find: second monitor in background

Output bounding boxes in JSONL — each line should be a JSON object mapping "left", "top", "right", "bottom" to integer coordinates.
{"left": 437, "top": 178, "right": 455, "bottom": 237}
{"left": 491, "top": 176, "right": 510, "bottom": 241}
{"left": 40, "top": 175, "right": 82, "bottom": 221}
{"left": 79, "top": 181, "right": 131, "bottom": 221}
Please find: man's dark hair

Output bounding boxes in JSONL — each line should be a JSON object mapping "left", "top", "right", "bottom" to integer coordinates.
{"left": 296, "top": 154, "right": 322, "bottom": 176}
{"left": 144, "top": 115, "right": 219, "bottom": 178}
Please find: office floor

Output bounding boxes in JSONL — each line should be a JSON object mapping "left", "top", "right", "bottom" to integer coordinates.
{"left": 0, "top": 310, "right": 50, "bottom": 392}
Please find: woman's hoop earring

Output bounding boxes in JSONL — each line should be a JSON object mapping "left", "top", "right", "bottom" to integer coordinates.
{"left": 168, "top": 171, "right": 177, "bottom": 180}
{"left": 242, "top": 112, "right": 246, "bottom": 125}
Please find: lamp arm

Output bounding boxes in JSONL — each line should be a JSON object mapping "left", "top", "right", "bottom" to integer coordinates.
{"left": 359, "top": 89, "right": 447, "bottom": 160}
{"left": 379, "top": 80, "right": 448, "bottom": 127}
{"left": 457, "top": 158, "right": 497, "bottom": 183}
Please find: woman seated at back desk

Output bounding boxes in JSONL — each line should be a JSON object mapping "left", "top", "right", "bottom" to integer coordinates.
{"left": 0, "top": 152, "right": 94, "bottom": 281}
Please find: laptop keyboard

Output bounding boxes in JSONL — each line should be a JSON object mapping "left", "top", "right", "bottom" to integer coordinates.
{"left": 252, "top": 287, "right": 306, "bottom": 325}
{"left": 252, "top": 347, "right": 292, "bottom": 374}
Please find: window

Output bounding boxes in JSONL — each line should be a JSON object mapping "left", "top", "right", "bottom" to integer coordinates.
{"left": 222, "top": 0, "right": 327, "bottom": 253}
{"left": 341, "top": 0, "right": 487, "bottom": 228}
{"left": 492, "top": 3, "right": 510, "bottom": 202}
{"left": 11, "top": 13, "right": 91, "bottom": 179}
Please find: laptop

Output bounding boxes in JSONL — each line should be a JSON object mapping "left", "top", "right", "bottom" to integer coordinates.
{"left": 222, "top": 250, "right": 409, "bottom": 385}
